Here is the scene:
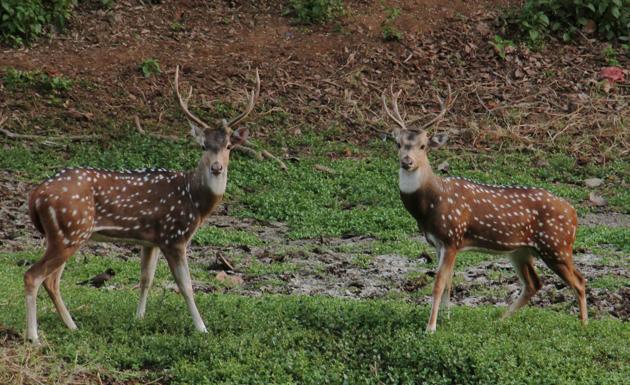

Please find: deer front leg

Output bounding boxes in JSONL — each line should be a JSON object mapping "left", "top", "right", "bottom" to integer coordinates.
{"left": 136, "top": 246, "right": 160, "bottom": 319}
{"left": 161, "top": 245, "right": 208, "bottom": 333}
{"left": 426, "top": 246, "right": 457, "bottom": 333}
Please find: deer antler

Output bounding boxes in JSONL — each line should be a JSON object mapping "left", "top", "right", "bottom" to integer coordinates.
{"left": 381, "top": 87, "right": 407, "bottom": 131}
{"left": 414, "top": 84, "right": 456, "bottom": 130}
{"left": 174, "top": 65, "right": 210, "bottom": 130}
{"left": 227, "top": 69, "right": 260, "bottom": 128}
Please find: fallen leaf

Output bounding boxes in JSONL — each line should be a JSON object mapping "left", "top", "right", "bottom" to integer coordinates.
{"left": 588, "top": 192, "right": 607, "bottom": 207}
{"left": 215, "top": 271, "right": 244, "bottom": 286}
{"left": 584, "top": 178, "right": 603, "bottom": 188}
{"left": 583, "top": 20, "right": 597, "bottom": 34}
{"left": 314, "top": 164, "right": 336, "bottom": 174}
{"left": 599, "top": 67, "right": 624, "bottom": 83}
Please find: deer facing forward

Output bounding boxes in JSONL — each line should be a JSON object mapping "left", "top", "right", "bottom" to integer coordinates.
{"left": 24, "top": 66, "right": 260, "bottom": 344}
{"left": 382, "top": 88, "right": 587, "bottom": 332}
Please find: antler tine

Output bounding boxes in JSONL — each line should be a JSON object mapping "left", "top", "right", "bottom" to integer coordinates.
{"left": 226, "top": 68, "right": 261, "bottom": 128}
{"left": 418, "top": 83, "right": 456, "bottom": 131}
{"left": 174, "top": 65, "right": 210, "bottom": 129}
{"left": 390, "top": 87, "right": 407, "bottom": 125}
{"left": 381, "top": 88, "right": 407, "bottom": 131}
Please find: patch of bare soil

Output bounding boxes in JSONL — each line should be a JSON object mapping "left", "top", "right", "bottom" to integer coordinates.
{"left": 580, "top": 212, "right": 630, "bottom": 228}
{"left": 182, "top": 216, "right": 628, "bottom": 320}
{"left": 0, "top": 0, "right": 626, "bottom": 159}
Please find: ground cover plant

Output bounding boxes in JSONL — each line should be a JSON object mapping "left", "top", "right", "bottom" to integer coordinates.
{"left": 0, "top": 1, "right": 628, "bottom": 384}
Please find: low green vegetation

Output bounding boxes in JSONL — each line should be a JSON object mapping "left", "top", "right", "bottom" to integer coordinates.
{"left": 0, "top": 0, "right": 75, "bottom": 45}
{"left": 381, "top": 7, "right": 402, "bottom": 42}
{"left": 502, "top": 0, "right": 630, "bottom": 47}
{"left": 139, "top": 58, "right": 161, "bottom": 78}
{"left": 284, "top": 0, "right": 345, "bottom": 25}
{"left": 1, "top": 252, "right": 628, "bottom": 384}
{"left": 2, "top": 67, "right": 72, "bottom": 93}
{"left": 2, "top": 128, "right": 629, "bottom": 241}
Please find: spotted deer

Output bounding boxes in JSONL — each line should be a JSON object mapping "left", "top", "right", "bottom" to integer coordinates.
{"left": 381, "top": 88, "right": 587, "bottom": 333}
{"left": 24, "top": 66, "right": 260, "bottom": 344}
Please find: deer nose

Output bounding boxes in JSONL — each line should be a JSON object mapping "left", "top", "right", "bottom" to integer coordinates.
{"left": 400, "top": 156, "right": 413, "bottom": 170}
{"left": 210, "top": 162, "right": 223, "bottom": 175}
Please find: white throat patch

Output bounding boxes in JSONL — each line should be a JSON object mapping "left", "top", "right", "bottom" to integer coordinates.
{"left": 399, "top": 168, "right": 423, "bottom": 194}
{"left": 207, "top": 172, "right": 227, "bottom": 195}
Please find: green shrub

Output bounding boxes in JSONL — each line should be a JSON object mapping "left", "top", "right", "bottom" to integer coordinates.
{"left": 284, "top": 0, "right": 344, "bottom": 25}
{"left": 503, "top": 0, "right": 629, "bottom": 47}
{"left": 0, "top": 0, "right": 75, "bottom": 45}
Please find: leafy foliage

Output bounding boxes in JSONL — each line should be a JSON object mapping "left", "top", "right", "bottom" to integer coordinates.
{"left": 2, "top": 67, "right": 72, "bottom": 93}
{"left": 503, "top": 0, "right": 630, "bottom": 46}
{"left": 139, "top": 58, "right": 161, "bottom": 78}
{"left": 0, "top": 0, "right": 75, "bottom": 45}
{"left": 284, "top": 0, "right": 344, "bottom": 25}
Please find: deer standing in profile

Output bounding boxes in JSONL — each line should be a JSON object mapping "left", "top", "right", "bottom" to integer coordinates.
{"left": 381, "top": 88, "right": 587, "bottom": 332}
{"left": 24, "top": 66, "right": 260, "bottom": 344}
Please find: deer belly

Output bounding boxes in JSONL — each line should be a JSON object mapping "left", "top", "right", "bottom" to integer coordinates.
{"left": 91, "top": 226, "right": 156, "bottom": 247}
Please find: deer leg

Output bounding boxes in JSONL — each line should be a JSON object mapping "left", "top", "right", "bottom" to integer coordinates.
{"left": 42, "top": 263, "right": 77, "bottom": 330}
{"left": 136, "top": 246, "right": 160, "bottom": 319}
{"left": 24, "top": 244, "right": 78, "bottom": 344}
{"left": 503, "top": 249, "right": 541, "bottom": 319}
{"left": 426, "top": 246, "right": 457, "bottom": 333}
{"left": 544, "top": 256, "right": 588, "bottom": 326}
{"left": 441, "top": 270, "right": 454, "bottom": 319}
{"left": 162, "top": 245, "right": 207, "bottom": 333}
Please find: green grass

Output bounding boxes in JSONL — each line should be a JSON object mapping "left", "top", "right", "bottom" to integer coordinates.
{"left": 2, "top": 129, "right": 629, "bottom": 241}
{"left": 1, "top": 252, "right": 628, "bottom": 385}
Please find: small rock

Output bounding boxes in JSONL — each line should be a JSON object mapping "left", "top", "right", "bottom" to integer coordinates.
{"left": 215, "top": 271, "right": 244, "bottom": 286}
{"left": 436, "top": 160, "right": 449, "bottom": 174}
{"left": 588, "top": 192, "right": 607, "bottom": 207}
{"left": 584, "top": 178, "right": 603, "bottom": 188}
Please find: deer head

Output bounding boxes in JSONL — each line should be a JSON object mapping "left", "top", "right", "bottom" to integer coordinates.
{"left": 174, "top": 65, "right": 260, "bottom": 194}
{"left": 381, "top": 86, "right": 453, "bottom": 172}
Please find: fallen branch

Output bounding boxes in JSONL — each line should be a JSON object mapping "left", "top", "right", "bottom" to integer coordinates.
{"left": 0, "top": 127, "right": 99, "bottom": 141}
{"left": 261, "top": 149, "right": 288, "bottom": 171}
{"left": 233, "top": 144, "right": 263, "bottom": 160}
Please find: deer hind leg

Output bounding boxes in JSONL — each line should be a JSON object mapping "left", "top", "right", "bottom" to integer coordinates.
{"left": 24, "top": 243, "right": 80, "bottom": 344}
{"left": 42, "top": 263, "right": 77, "bottom": 330}
{"left": 426, "top": 246, "right": 457, "bottom": 333}
{"left": 441, "top": 269, "right": 454, "bottom": 319}
{"left": 543, "top": 251, "right": 588, "bottom": 325}
{"left": 161, "top": 245, "right": 207, "bottom": 333}
{"left": 503, "top": 248, "right": 541, "bottom": 319}
{"left": 136, "top": 246, "right": 160, "bottom": 319}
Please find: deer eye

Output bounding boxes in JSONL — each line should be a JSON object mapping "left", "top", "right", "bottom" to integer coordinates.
{"left": 396, "top": 142, "right": 401, "bottom": 149}
{"left": 420, "top": 144, "right": 426, "bottom": 150}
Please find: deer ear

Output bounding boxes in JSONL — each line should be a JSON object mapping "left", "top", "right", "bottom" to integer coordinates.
{"left": 188, "top": 122, "right": 206, "bottom": 147}
{"left": 391, "top": 128, "right": 401, "bottom": 142}
{"left": 230, "top": 128, "right": 249, "bottom": 147}
{"left": 429, "top": 133, "right": 448, "bottom": 149}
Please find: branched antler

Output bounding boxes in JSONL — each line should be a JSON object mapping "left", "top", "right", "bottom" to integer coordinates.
{"left": 381, "top": 87, "right": 407, "bottom": 131}
{"left": 413, "top": 84, "right": 457, "bottom": 130}
{"left": 174, "top": 65, "right": 210, "bottom": 130}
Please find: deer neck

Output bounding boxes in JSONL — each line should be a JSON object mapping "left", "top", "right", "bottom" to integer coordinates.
{"left": 187, "top": 161, "right": 226, "bottom": 217}
{"left": 399, "top": 164, "right": 443, "bottom": 223}
{"left": 399, "top": 162, "right": 440, "bottom": 195}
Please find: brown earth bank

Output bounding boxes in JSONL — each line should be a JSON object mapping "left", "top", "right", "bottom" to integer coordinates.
{"left": 0, "top": 0, "right": 627, "bottom": 159}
